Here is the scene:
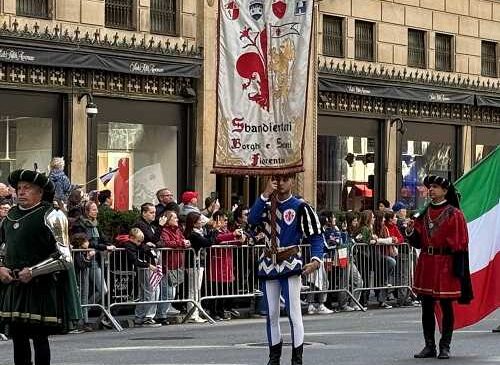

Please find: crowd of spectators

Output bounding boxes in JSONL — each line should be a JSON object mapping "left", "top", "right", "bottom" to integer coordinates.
{"left": 0, "top": 159, "right": 420, "bottom": 333}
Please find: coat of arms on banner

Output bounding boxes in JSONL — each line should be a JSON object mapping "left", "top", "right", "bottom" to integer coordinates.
{"left": 214, "top": 0, "right": 313, "bottom": 175}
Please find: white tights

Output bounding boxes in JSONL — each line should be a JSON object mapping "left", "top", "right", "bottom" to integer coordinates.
{"left": 263, "top": 275, "right": 304, "bottom": 348}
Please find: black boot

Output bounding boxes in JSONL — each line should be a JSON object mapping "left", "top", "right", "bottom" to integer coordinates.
{"left": 267, "top": 342, "right": 282, "bottom": 365}
{"left": 414, "top": 338, "right": 437, "bottom": 358}
{"left": 438, "top": 333, "right": 452, "bottom": 359}
{"left": 291, "top": 344, "right": 303, "bottom": 365}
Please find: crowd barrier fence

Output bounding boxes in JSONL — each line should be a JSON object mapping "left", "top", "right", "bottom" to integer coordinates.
{"left": 70, "top": 242, "right": 417, "bottom": 330}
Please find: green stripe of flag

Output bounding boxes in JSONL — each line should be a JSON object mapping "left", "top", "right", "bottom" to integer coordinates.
{"left": 455, "top": 146, "right": 500, "bottom": 223}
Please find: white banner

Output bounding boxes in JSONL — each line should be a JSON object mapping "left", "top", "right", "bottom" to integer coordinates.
{"left": 214, "top": 0, "right": 313, "bottom": 175}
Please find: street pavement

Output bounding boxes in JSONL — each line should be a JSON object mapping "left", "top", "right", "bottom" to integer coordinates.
{"left": 1, "top": 307, "right": 499, "bottom": 365}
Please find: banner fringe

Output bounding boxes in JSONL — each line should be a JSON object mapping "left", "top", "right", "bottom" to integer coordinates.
{"left": 211, "top": 165, "right": 305, "bottom": 176}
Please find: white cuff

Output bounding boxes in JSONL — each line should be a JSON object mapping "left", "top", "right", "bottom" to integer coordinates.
{"left": 260, "top": 194, "right": 270, "bottom": 201}
{"left": 311, "top": 256, "right": 323, "bottom": 264}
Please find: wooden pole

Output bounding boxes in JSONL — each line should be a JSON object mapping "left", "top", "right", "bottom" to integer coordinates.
{"left": 269, "top": 190, "right": 278, "bottom": 265}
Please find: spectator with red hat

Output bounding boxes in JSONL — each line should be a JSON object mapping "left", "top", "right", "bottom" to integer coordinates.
{"left": 178, "top": 191, "right": 208, "bottom": 225}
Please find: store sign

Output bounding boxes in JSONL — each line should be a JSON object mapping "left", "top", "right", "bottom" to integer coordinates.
{"left": 0, "top": 48, "right": 35, "bottom": 62}
{"left": 129, "top": 62, "right": 165, "bottom": 75}
{"left": 428, "top": 93, "right": 451, "bottom": 102}
{"left": 214, "top": 0, "right": 313, "bottom": 175}
{"left": 0, "top": 44, "right": 201, "bottom": 78}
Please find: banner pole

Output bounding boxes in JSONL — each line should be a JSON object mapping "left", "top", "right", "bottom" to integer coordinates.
{"left": 270, "top": 189, "right": 278, "bottom": 265}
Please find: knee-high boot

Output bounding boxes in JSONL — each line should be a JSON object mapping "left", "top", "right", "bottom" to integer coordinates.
{"left": 414, "top": 296, "right": 437, "bottom": 358}
{"left": 438, "top": 299, "right": 454, "bottom": 359}
{"left": 267, "top": 342, "right": 282, "bottom": 365}
{"left": 291, "top": 344, "right": 303, "bottom": 365}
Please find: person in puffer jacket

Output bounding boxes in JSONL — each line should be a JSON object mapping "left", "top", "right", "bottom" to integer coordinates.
{"left": 48, "top": 157, "right": 76, "bottom": 204}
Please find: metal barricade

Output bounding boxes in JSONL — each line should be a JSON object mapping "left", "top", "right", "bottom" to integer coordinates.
{"left": 72, "top": 248, "right": 123, "bottom": 331}
{"left": 351, "top": 243, "right": 415, "bottom": 306}
{"left": 71, "top": 241, "right": 419, "bottom": 331}
{"left": 107, "top": 247, "right": 212, "bottom": 324}
{"left": 300, "top": 244, "right": 364, "bottom": 311}
{"left": 199, "top": 242, "right": 265, "bottom": 318}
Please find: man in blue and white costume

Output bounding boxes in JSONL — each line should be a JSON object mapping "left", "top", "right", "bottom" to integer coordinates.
{"left": 249, "top": 175, "right": 324, "bottom": 365}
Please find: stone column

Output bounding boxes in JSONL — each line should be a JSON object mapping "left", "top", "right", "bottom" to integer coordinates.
{"left": 462, "top": 124, "right": 473, "bottom": 173}
{"left": 3, "top": 0, "right": 15, "bottom": 14}
{"left": 194, "top": 0, "right": 216, "bottom": 198}
{"left": 139, "top": 0, "right": 151, "bottom": 33}
{"left": 385, "top": 119, "right": 398, "bottom": 205}
{"left": 70, "top": 95, "right": 88, "bottom": 186}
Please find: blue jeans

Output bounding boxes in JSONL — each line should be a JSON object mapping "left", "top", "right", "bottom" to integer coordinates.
{"left": 88, "top": 260, "right": 107, "bottom": 304}
{"left": 156, "top": 275, "right": 176, "bottom": 319}
{"left": 76, "top": 267, "right": 90, "bottom": 323}
{"left": 135, "top": 269, "right": 159, "bottom": 322}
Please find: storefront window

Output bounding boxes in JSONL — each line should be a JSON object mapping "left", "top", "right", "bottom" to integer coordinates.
{"left": 0, "top": 116, "right": 53, "bottom": 182}
{"left": 401, "top": 123, "right": 456, "bottom": 210}
{"left": 317, "top": 135, "right": 376, "bottom": 212}
{"left": 97, "top": 121, "right": 178, "bottom": 210}
{"left": 474, "top": 127, "right": 499, "bottom": 165}
{"left": 475, "top": 144, "right": 497, "bottom": 164}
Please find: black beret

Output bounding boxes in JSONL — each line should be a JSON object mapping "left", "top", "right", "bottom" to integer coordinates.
{"left": 8, "top": 169, "right": 55, "bottom": 193}
{"left": 423, "top": 175, "right": 451, "bottom": 189}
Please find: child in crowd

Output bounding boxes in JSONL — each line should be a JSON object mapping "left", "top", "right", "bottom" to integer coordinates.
{"left": 71, "top": 233, "right": 95, "bottom": 332}
{"left": 125, "top": 228, "right": 161, "bottom": 327}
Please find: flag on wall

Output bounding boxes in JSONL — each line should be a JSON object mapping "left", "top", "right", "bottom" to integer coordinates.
{"left": 450, "top": 146, "right": 500, "bottom": 329}
{"left": 213, "top": 0, "right": 314, "bottom": 175}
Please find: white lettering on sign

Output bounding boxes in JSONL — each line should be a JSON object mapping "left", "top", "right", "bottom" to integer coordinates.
{"left": 346, "top": 85, "right": 371, "bottom": 95}
{"left": 0, "top": 49, "right": 35, "bottom": 62}
{"left": 429, "top": 93, "right": 451, "bottom": 102}
{"left": 129, "top": 62, "right": 165, "bottom": 74}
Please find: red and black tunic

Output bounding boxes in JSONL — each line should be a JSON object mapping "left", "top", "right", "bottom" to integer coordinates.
{"left": 410, "top": 202, "right": 469, "bottom": 299}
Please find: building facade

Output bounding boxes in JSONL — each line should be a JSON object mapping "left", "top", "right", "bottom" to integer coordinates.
{"left": 315, "top": 0, "right": 500, "bottom": 211}
{"left": 0, "top": 0, "right": 499, "bottom": 211}
{"left": 0, "top": 0, "right": 202, "bottom": 208}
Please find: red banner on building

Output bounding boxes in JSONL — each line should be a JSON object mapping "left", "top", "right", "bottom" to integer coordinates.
{"left": 114, "top": 158, "right": 129, "bottom": 211}
{"left": 213, "top": 0, "right": 313, "bottom": 175}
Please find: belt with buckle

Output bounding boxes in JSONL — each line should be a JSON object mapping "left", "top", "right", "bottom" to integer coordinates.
{"left": 264, "top": 246, "right": 299, "bottom": 263}
{"left": 425, "top": 246, "right": 453, "bottom": 255}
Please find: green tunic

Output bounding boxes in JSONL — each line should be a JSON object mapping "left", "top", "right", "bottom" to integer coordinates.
{"left": 0, "top": 202, "right": 82, "bottom": 333}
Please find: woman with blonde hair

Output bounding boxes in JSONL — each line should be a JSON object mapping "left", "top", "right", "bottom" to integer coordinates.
{"left": 48, "top": 156, "right": 74, "bottom": 203}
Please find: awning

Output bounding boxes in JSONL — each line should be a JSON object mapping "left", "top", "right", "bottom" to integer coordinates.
{"left": 0, "top": 41, "right": 201, "bottom": 78}
{"left": 319, "top": 78, "right": 475, "bottom": 105}
{"left": 476, "top": 94, "right": 500, "bottom": 108}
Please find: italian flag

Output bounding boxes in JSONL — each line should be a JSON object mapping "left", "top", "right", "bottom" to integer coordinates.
{"left": 453, "top": 146, "right": 500, "bottom": 329}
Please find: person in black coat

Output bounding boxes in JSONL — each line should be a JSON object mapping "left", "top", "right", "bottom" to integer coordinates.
{"left": 125, "top": 228, "right": 160, "bottom": 326}
{"left": 132, "top": 203, "right": 167, "bottom": 246}
{"left": 184, "top": 212, "right": 214, "bottom": 323}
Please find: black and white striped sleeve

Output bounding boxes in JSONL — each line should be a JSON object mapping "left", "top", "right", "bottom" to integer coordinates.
{"left": 298, "top": 203, "right": 324, "bottom": 261}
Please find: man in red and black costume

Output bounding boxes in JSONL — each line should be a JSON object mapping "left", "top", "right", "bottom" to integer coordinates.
{"left": 406, "top": 175, "right": 472, "bottom": 360}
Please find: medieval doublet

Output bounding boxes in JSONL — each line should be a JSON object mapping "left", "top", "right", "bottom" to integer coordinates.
{"left": 248, "top": 195, "right": 324, "bottom": 280}
{"left": 409, "top": 202, "right": 469, "bottom": 299}
{"left": 0, "top": 202, "right": 81, "bottom": 333}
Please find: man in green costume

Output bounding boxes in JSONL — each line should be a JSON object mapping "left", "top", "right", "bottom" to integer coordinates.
{"left": 0, "top": 169, "right": 81, "bottom": 365}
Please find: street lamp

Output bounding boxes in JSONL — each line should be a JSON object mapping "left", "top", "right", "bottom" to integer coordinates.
{"left": 77, "top": 93, "right": 98, "bottom": 118}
